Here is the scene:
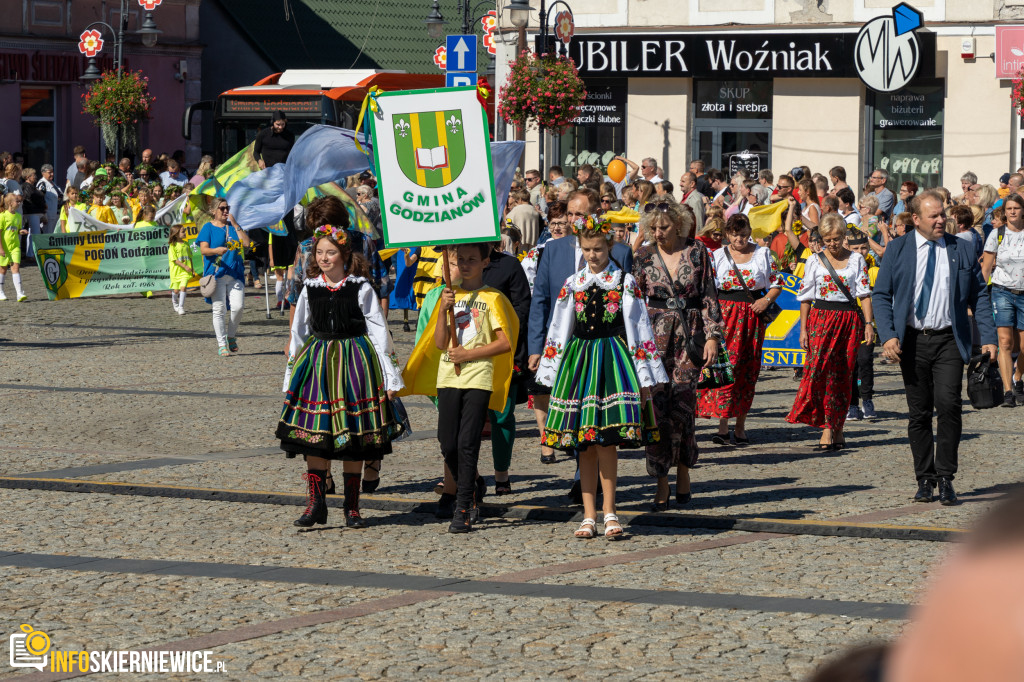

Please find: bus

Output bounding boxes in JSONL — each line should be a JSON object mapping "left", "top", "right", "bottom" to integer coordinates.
{"left": 184, "top": 70, "right": 447, "bottom": 162}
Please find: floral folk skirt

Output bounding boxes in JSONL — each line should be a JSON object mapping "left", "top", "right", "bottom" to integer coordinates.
{"left": 543, "top": 335, "right": 658, "bottom": 451}
{"left": 276, "top": 335, "right": 403, "bottom": 460}
{"left": 697, "top": 299, "right": 766, "bottom": 419}
{"left": 786, "top": 308, "right": 863, "bottom": 430}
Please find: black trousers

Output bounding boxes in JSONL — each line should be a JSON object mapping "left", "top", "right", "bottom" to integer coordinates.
{"left": 851, "top": 340, "right": 876, "bottom": 404}
{"left": 898, "top": 329, "right": 964, "bottom": 481}
{"left": 437, "top": 388, "right": 491, "bottom": 510}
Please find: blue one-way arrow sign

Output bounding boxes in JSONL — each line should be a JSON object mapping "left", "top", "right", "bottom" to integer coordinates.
{"left": 446, "top": 34, "right": 477, "bottom": 72}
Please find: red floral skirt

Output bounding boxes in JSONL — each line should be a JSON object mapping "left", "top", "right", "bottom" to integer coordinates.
{"left": 697, "top": 300, "right": 765, "bottom": 419}
{"left": 786, "top": 308, "right": 863, "bottom": 430}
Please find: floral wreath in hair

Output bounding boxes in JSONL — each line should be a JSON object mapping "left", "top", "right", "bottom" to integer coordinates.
{"left": 571, "top": 214, "right": 613, "bottom": 241}
{"left": 313, "top": 224, "right": 349, "bottom": 246}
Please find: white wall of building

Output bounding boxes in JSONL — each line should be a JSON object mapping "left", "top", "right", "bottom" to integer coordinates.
{"left": 771, "top": 78, "right": 863, "bottom": 182}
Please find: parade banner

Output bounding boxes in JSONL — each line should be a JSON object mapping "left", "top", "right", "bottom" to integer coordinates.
{"left": 66, "top": 194, "right": 191, "bottom": 233}
{"left": 31, "top": 225, "right": 203, "bottom": 301}
{"left": 761, "top": 271, "right": 805, "bottom": 367}
{"left": 370, "top": 86, "right": 499, "bottom": 247}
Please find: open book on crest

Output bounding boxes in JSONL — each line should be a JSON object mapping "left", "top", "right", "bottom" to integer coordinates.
{"left": 416, "top": 145, "right": 449, "bottom": 170}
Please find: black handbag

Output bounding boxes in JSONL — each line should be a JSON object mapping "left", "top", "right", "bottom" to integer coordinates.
{"left": 967, "top": 353, "right": 1003, "bottom": 410}
{"left": 723, "top": 246, "right": 782, "bottom": 326}
{"left": 652, "top": 246, "right": 705, "bottom": 367}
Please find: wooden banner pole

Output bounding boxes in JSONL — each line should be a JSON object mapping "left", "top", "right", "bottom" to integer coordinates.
{"left": 442, "top": 249, "right": 461, "bottom": 376}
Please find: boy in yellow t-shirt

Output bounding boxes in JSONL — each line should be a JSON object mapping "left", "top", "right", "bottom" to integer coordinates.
{"left": 433, "top": 243, "right": 515, "bottom": 533}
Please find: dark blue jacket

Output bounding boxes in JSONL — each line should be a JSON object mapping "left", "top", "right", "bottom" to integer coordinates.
{"left": 527, "top": 237, "right": 633, "bottom": 355}
{"left": 872, "top": 231, "right": 995, "bottom": 363}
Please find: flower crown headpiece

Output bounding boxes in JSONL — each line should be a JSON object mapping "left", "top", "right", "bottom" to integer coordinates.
{"left": 571, "top": 215, "right": 613, "bottom": 240}
{"left": 313, "top": 224, "right": 349, "bottom": 245}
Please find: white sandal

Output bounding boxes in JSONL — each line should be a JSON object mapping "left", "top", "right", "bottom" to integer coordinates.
{"left": 574, "top": 518, "right": 597, "bottom": 539}
{"left": 603, "top": 513, "right": 625, "bottom": 540}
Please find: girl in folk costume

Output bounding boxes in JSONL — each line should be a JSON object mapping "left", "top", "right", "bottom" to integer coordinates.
{"left": 786, "top": 213, "right": 874, "bottom": 450}
{"left": 536, "top": 216, "right": 668, "bottom": 540}
{"left": 277, "top": 224, "right": 405, "bottom": 528}
{"left": 697, "top": 214, "right": 783, "bottom": 444}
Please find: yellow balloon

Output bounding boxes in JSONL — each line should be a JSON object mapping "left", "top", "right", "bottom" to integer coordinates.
{"left": 607, "top": 159, "right": 627, "bottom": 183}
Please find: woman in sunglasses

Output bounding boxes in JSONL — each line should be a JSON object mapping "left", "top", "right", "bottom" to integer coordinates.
{"left": 632, "top": 197, "right": 724, "bottom": 509}
{"left": 198, "top": 197, "right": 252, "bottom": 356}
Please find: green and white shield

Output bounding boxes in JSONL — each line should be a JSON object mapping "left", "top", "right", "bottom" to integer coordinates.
{"left": 37, "top": 248, "right": 68, "bottom": 294}
{"left": 392, "top": 110, "right": 467, "bottom": 189}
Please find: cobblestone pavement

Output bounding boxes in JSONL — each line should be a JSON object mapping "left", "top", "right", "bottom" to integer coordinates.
{"left": 1, "top": 272, "right": 1023, "bottom": 680}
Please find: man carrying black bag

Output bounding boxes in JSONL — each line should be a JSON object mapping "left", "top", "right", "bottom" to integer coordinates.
{"left": 872, "top": 190, "right": 997, "bottom": 506}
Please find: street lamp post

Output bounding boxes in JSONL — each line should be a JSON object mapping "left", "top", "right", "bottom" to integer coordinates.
{"left": 502, "top": 0, "right": 575, "bottom": 176}
{"left": 79, "top": 0, "right": 163, "bottom": 158}
{"left": 424, "top": 1, "right": 498, "bottom": 89}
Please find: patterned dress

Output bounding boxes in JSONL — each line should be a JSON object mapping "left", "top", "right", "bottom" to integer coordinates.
{"left": 277, "top": 275, "right": 405, "bottom": 460}
{"left": 697, "top": 245, "right": 781, "bottom": 419}
{"left": 536, "top": 262, "right": 668, "bottom": 451}
{"left": 786, "top": 252, "right": 870, "bottom": 430}
{"left": 633, "top": 241, "right": 724, "bottom": 476}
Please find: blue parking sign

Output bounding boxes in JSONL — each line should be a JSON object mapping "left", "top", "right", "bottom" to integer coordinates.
{"left": 446, "top": 72, "right": 475, "bottom": 88}
{"left": 446, "top": 34, "right": 477, "bottom": 72}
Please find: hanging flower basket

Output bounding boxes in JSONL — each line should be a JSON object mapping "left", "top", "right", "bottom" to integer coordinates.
{"left": 1013, "top": 67, "right": 1024, "bottom": 116}
{"left": 498, "top": 50, "right": 586, "bottom": 134}
{"left": 81, "top": 70, "right": 156, "bottom": 152}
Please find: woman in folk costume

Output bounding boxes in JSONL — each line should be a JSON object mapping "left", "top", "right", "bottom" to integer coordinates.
{"left": 536, "top": 216, "right": 668, "bottom": 540}
{"left": 277, "top": 224, "right": 405, "bottom": 529}
{"left": 786, "top": 213, "right": 873, "bottom": 450}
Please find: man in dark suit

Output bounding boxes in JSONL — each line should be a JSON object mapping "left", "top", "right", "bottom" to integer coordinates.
{"left": 873, "top": 190, "right": 997, "bottom": 506}
{"left": 527, "top": 188, "right": 633, "bottom": 501}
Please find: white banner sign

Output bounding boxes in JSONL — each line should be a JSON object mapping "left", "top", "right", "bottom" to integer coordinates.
{"left": 369, "top": 86, "right": 499, "bottom": 248}
{"left": 65, "top": 194, "right": 190, "bottom": 233}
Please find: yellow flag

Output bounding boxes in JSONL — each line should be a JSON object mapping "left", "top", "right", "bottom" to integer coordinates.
{"left": 748, "top": 200, "right": 788, "bottom": 240}
{"left": 398, "top": 286, "right": 519, "bottom": 412}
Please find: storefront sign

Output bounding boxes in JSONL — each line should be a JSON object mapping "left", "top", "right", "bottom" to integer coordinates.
{"left": 854, "top": 3, "right": 924, "bottom": 93}
{"left": 571, "top": 83, "right": 625, "bottom": 126}
{"left": 873, "top": 87, "right": 942, "bottom": 130}
{"left": 728, "top": 152, "right": 763, "bottom": 178}
{"left": 694, "top": 80, "right": 772, "bottom": 119}
{"left": 0, "top": 51, "right": 113, "bottom": 82}
{"left": 560, "top": 31, "right": 935, "bottom": 81}
{"left": 995, "top": 25, "right": 1024, "bottom": 79}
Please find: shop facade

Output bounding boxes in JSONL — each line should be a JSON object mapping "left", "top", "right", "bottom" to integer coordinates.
{"left": 505, "top": 21, "right": 1012, "bottom": 192}
{"left": 0, "top": 0, "right": 202, "bottom": 175}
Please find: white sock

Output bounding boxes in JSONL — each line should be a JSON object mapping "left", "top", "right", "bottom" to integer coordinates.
{"left": 0, "top": 272, "right": 5, "bottom": 288}
{"left": 170, "top": 291, "right": 179, "bottom": 307}
{"left": 275, "top": 278, "right": 283, "bottom": 303}
{"left": 178, "top": 290, "right": 186, "bottom": 308}
{"left": 12, "top": 272, "right": 22, "bottom": 295}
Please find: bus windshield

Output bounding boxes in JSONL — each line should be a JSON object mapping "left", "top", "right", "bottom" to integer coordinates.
{"left": 218, "top": 120, "right": 318, "bottom": 159}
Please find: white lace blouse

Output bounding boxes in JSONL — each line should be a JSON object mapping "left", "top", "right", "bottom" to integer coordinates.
{"left": 796, "top": 252, "right": 871, "bottom": 303}
{"left": 712, "top": 246, "right": 782, "bottom": 293}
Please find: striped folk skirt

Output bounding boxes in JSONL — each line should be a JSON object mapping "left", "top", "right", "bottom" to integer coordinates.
{"left": 276, "top": 335, "right": 403, "bottom": 460}
{"left": 543, "top": 335, "right": 659, "bottom": 451}
{"left": 786, "top": 308, "right": 863, "bottom": 430}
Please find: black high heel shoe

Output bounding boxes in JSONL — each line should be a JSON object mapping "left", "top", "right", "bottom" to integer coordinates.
{"left": 324, "top": 472, "right": 336, "bottom": 496}
{"left": 675, "top": 485, "right": 692, "bottom": 505}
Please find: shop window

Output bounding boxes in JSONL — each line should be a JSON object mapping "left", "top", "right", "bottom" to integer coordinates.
{"left": 692, "top": 80, "right": 772, "bottom": 176}
{"left": 557, "top": 79, "right": 626, "bottom": 182}
{"left": 21, "top": 87, "right": 55, "bottom": 171}
{"left": 869, "top": 81, "right": 944, "bottom": 193}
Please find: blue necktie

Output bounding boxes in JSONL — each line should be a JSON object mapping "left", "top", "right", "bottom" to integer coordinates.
{"left": 915, "top": 241, "right": 936, "bottom": 321}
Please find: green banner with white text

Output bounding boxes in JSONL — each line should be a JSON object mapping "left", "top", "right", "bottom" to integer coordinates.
{"left": 31, "top": 226, "right": 203, "bottom": 301}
